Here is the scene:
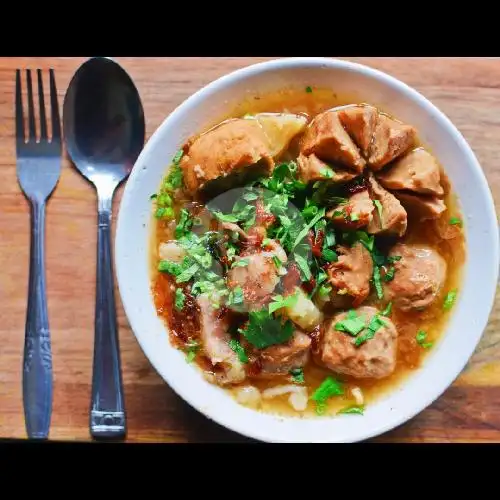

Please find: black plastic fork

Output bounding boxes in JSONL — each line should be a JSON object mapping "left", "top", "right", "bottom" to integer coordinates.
{"left": 15, "top": 69, "right": 62, "bottom": 439}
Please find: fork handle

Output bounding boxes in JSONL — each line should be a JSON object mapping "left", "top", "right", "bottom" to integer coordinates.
{"left": 89, "top": 192, "right": 126, "bottom": 440}
{"left": 23, "top": 200, "right": 53, "bottom": 439}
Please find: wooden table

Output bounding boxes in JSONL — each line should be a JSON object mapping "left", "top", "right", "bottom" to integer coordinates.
{"left": 1, "top": 57, "right": 499, "bottom": 443}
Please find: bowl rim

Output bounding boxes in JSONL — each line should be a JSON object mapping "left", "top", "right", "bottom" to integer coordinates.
{"left": 115, "top": 57, "right": 499, "bottom": 442}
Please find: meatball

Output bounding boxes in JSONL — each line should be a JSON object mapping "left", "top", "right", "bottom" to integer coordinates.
{"left": 257, "top": 331, "right": 311, "bottom": 378}
{"left": 181, "top": 118, "right": 273, "bottom": 196}
{"left": 319, "top": 306, "right": 398, "bottom": 379}
{"left": 227, "top": 240, "right": 287, "bottom": 312}
{"left": 384, "top": 243, "right": 447, "bottom": 311}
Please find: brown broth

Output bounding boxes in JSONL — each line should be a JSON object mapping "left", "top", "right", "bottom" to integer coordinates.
{"left": 149, "top": 86, "right": 466, "bottom": 418}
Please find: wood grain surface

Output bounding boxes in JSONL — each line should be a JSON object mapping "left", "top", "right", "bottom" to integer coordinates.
{"left": 0, "top": 57, "right": 499, "bottom": 443}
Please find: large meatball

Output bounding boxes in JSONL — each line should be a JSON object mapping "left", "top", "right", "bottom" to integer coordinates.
{"left": 384, "top": 243, "right": 447, "bottom": 312}
{"left": 319, "top": 306, "right": 398, "bottom": 379}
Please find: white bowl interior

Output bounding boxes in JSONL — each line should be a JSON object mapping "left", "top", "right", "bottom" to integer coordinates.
{"left": 115, "top": 58, "right": 499, "bottom": 442}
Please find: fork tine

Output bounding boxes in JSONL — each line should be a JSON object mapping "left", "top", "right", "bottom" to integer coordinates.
{"left": 26, "top": 70, "right": 36, "bottom": 141}
{"left": 37, "top": 69, "right": 47, "bottom": 141}
{"left": 15, "top": 70, "right": 25, "bottom": 144}
{"left": 49, "top": 69, "right": 60, "bottom": 141}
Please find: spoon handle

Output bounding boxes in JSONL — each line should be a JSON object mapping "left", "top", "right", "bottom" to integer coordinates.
{"left": 90, "top": 192, "right": 126, "bottom": 440}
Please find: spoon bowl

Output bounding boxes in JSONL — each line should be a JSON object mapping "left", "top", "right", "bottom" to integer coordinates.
{"left": 63, "top": 56, "right": 145, "bottom": 186}
{"left": 63, "top": 56, "right": 145, "bottom": 440}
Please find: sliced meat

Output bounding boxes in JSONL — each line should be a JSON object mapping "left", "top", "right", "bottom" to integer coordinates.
{"left": 377, "top": 148, "right": 444, "bottom": 196}
{"left": 256, "top": 331, "right": 311, "bottom": 378}
{"left": 300, "top": 109, "right": 365, "bottom": 172}
{"left": 394, "top": 192, "right": 447, "bottom": 220}
{"left": 181, "top": 118, "right": 274, "bottom": 196}
{"left": 197, "top": 294, "right": 246, "bottom": 385}
{"left": 338, "top": 105, "right": 378, "bottom": 154}
{"left": 327, "top": 242, "right": 373, "bottom": 307}
{"left": 297, "top": 153, "right": 358, "bottom": 184}
{"left": 319, "top": 306, "right": 398, "bottom": 379}
{"left": 384, "top": 243, "right": 447, "bottom": 312}
{"left": 367, "top": 174, "right": 407, "bottom": 237}
{"left": 367, "top": 114, "right": 416, "bottom": 171}
{"left": 227, "top": 242, "right": 287, "bottom": 311}
{"left": 327, "top": 189, "right": 374, "bottom": 230}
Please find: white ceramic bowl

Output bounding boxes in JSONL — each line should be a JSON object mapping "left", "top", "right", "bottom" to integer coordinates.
{"left": 115, "top": 57, "right": 499, "bottom": 443}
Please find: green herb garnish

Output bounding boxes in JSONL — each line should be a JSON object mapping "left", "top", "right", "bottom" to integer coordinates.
{"left": 328, "top": 197, "right": 348, "bottom": 206}
{"left": 320, "top": 167, "right": 335, "bottom": 179}
{"left": 344, "top": 231, "right": 374, "bottom": 252}
{"left": 175, "top": 263, "right": 200, "bottom": 283}
{"left": 228, "top": 338, "right": 248, "bottom": 363}
{"left": 185, "top": 339, "right": 199, "bottom": 363}
{"left": 443, "top": 289, "right": 458, "bottom": 310}
{"left": 354, "top": 315, "right": 386, "bottom": 346}
{"left": 316, "top": 268, "right": 328, "bottom": 284}
{"left": 226, "top": 243, "right": 238, "bottom": 261}
{"left": 239, "top": 309, "right": 295, "bottom": 349}
{"left": 212, "top": 211, "right": 239, "bottom": 223}
{"left": 380, "top": 302, "right": 392, "bottom": 317}
{"left": 305, "top": 86, "right": 313, "bottom": 93}
{"left": 272, "top": 255, "right": 283, "bottom": 270}
{"left": 231, "top": 258, "right": 249, "bottom": 268}
{"left": 269, "top": 290, "right": 299, "bottom": 314}
{"left": 157, "top": 193, "right": 172, "bottom": 207}
{"left": 373, "top": 265, "right": 384, "bottom": 299}
{"left": 152, "top": 150, "right": 184, "bottom": 220}
{"left": 449, "top": 217, "right": 462, "bottom": 227}
{"left": 322, "top": 248, "right": 338, "bottom": 262}
{"left": 416, "top": 330, "right": 433, "bottom": 349}
{"left": 311, "top": 376, "right": 344, "bottom": 415}
{"left": 164, "top": 151, "right": 184, "bottom": 190}
{"left": 318, "top": 283, "right": 332, "bottom": 298}
{"left": 243, "top": 191, "right": 259, "bottom": 201}
{"left": 325, "top": 230, "right": 336, "bottom": 247}
{"left": 155, "top": 207, "right": 174, "bottom": 219}
{"left": 294, "top": 253, "right": 312, "bottom": 281}
{"left": 290, "top": 368, "right": 305, "bottom": 384}
{"left": 174, "top": 288, "right": 185, "bottom": 311}
{"left": 338, "top": 405, "right": 364, "bottom": 415}
{"left": 291, "top": 207, "right": 326, "bottom": 251}
{"left": 387, "top": 255, "right": 402, "bottom": 263}
{"left": 335, "top": 310, "right": 366, "bottom": 336}
{"left": 227, "top": 286, "right": 244, "bottom": 307}
{"left": 158, "top": 260, "right": 182, "bottom": 275}
{"left": 373, "top": 199, "right": 383, "bottom": 219}
{"left": 302, "top": 204, "right": 319, "bottom": 219}
{"left": 384, "top": 266, "right": 396, "bottom": 282}
{"left": 172, "top": 149, "right": 184, "bottom": 166}
{"left": 175, "top": 209, "right": 193, "bottom": 239}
